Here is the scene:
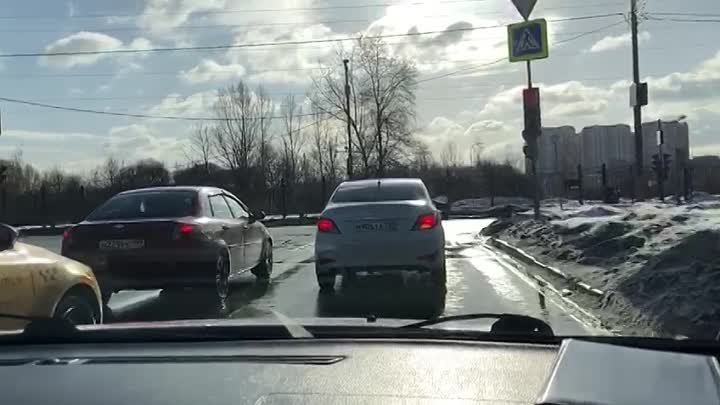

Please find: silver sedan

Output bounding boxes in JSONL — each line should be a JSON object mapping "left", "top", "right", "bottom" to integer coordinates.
{"left": 314, "top": 178, "right": 446, "bottom": 291}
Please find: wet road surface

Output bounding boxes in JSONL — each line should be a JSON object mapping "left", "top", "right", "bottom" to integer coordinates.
{"left": 22, "top": 219, "right": 598, "bottom": 335}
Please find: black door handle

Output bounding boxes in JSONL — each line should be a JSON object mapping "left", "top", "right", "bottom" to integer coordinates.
{"left": 222, "top": 225, "right": 230, "bottom": 231}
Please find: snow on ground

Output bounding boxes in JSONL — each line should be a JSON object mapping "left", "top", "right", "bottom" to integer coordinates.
{"left": 480, "top": 193, "right": 720, "bottom": 339}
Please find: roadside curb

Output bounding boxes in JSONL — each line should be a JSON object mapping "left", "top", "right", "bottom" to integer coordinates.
{"left": 489, "top": 238, "right": 605, "bottom": 297}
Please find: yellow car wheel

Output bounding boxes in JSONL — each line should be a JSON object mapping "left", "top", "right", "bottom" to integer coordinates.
{"left": 54, "top": 289, "right": 100, "bottom": 325}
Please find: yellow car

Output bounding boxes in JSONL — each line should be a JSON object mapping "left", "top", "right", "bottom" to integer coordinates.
{"left": 0, "top": 224, "right": 102, "bottom": 330}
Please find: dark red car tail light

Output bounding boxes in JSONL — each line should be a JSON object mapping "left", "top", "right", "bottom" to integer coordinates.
{"left": 317, "top": 218, "right": 339, "bottom": 233}
{"left": 178, "top": 223, "right": 195, "bottom": 235}
{"left": 414, "top": 213, "right": 439, "bottom": 231}
{"left": 61, "top": 227, "right": 73, "bottom": 251}
{"left": 173, "top": 223, "right": 198, "bottom": 240}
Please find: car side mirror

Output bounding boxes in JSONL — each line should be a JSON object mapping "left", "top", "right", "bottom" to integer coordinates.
{"left": 0, "top": 224, "right": 19, "bottom": 252}
{"left": 251, "top": 210, "right": 266, "bottom": 221}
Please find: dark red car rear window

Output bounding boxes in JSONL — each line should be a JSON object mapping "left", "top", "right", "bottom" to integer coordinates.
{"left": 86, "top": 190, "right": 198, "bottom": 221}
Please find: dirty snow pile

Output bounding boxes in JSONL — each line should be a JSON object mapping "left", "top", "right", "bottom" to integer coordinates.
{"left": 483, "top": 193, "right": 720, "bottom": 339}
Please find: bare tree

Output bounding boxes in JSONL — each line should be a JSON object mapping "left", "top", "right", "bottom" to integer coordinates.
{"left": 212, "top": 81, "right": 260, "bottom": 172}
{"left": 280, "top": 94, "right": 305, "bottom": 186}
{"left": 309, "top": 95, "right": 329, "bottom": 180}
{"left": 256, "top": 86, "right": 274, "bottom": 193}
{"left": 312, "top": 38, "right": 417, "bottom": 178}
{"left": 411, "top": 140, "right": 434, "bottom": 172}
{"left": 101, "top": 157, "right": 122, "bottom": 189}
{"left": 188, "top": 124, "right": 213, "bottom": 173}
{"left": 312, "top": 46, "right": 373, "bottom": 177}
{"left": 357, "top": 37, "right": 417, "bottom": 176}
{"left": 440, "top": 141, "right": 459, "bottom": 168}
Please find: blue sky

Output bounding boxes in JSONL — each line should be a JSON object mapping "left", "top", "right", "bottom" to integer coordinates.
{"left": 0, "top": 0, "right": 717, "bottom": 173}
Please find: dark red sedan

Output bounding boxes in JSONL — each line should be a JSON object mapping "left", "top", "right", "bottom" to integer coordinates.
{"left": 61, "top": 186, "right": 273, "bottom": 305}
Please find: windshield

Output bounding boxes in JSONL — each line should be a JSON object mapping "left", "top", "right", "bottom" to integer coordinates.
{"left": 0, "top": 0, "right": 713, "bottom": 342}
{"left": 331, "top": 183, "right": 428, "bottom": 202}
{"left": 86, "top": 191, "right": 197, "bottom": 221}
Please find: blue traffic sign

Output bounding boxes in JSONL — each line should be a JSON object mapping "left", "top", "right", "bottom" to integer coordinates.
{"left": 507, "top": 19, "right": 548, "bottom": 62}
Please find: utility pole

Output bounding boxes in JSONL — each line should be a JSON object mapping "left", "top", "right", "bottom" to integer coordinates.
{"left": 630, "top": 0, "right": 645, "bottom": 176}
{"left": 657, "top": 119, "right": 665, "bottom": 201}
{"left": 342, "top": 59, "right": 353, "bottom": 179}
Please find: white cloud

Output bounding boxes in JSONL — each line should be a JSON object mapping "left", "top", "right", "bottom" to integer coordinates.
{"left": 136, "top": 0, "right": 226, "bottom": 38}
{"left": 3, "top": 129, "right": 97, "bottom": 143}
{"left": 588, "top": 31, "right": 650, "bottom": 53}
{"left": 230, "top": 24, "right": 339, "bottom": 85}
{"left": 148, "top": 90, "right": 217, "bottom": 118}
{"left": 104, "top": 124, "right": 188, "bottom": 163}
{"left": 179, "top": 59, "right": 246, "bottom": 84}
{"left": 478, "top": 81, "right": 613, "bottom": 123}
{"left": 415, "top": 116, "right": 514, "bottom": 164}
{"left": 644, "top": 51, "right": 720, "bottom": 102}
{"left": 40, "top": 32, "right": 152, "bottom": 68}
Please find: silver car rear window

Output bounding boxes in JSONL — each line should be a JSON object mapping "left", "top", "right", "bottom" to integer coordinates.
{"left": 331, "top": 183, "right": 427, "bottom": 202}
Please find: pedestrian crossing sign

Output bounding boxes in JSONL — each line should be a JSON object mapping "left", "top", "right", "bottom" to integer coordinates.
{"left": 507, "top": 19, "right": 548, "bottom": 62}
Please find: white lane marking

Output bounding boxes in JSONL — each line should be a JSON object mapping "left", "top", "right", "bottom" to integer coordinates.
{"left": 466, "top": 249, "right": 528, "bottom": 306}
{"left": 479, "top": 244, "right": 609, "bottom": 335}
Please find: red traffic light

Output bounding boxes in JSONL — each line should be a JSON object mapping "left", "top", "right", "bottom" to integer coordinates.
{"left": 523, "top": 88, "right": 540, "bottom": 107}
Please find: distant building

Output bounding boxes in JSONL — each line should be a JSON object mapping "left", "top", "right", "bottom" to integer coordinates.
{"left": 690, "top": 155, "right": 720, "bottom": 194}
{"left": 530, "top": 119, "right": 690, "bottom": 197}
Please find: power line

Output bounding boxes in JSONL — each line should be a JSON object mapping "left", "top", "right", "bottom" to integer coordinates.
{"left": 0, "top": 14, "right": 629, "bottom": 120}
{"left": 0, "top": 73, "right": 637, "bottom": 104}
{"left": 0, "top": 24, "right": 506, "bottom": 59}
{"left": 0, "top": 0, "right": 625, "bottom": 20}
{"left": 0, "top": 13, "right": 624, "bottom": 59}
{"left": 649, "top": 12, "right": 720, "bottom": 18}
{"left": 0, "top": 96, "right": 330, "bottom": 122}
{"left": 555, "top": 19, "right": 626, "bottom": 44}
{"left": 0, "top": 25, "right": 616, "bottom": 62}
{"left": 0, "top": 4, "right": 627, "bottom": 33}
{"left": 0, "top": 0, "right": 488, "bottom": 20}
{"left": 416, "top": 18, "right": 625, "bottom": 84}
{"left": 646, "top": 15, "right": 720, "bottom": 23}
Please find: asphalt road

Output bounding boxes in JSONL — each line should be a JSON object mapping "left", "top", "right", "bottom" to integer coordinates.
{"left": 21, "top": 219, "right": 599, "bottom": 335}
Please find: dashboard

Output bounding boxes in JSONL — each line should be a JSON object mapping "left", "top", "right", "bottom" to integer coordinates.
{"left": 0, "top": 337, "right": 717, "bottom": 405}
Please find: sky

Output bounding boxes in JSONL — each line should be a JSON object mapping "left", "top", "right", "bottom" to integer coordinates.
{"left": 0, "top": 0, "right": 717, "bottom": 174}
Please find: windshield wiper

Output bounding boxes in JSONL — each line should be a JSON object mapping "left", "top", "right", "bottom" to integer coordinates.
{"left": 401, "top": 313, "right": 554, "bottom": 336}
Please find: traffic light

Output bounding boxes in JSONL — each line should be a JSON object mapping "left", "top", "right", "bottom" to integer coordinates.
{"left": 522, "top": 87, "right": 541, "bottom": 137}
{"left": 651, "top": 154, "right": 661, "bottom": 176}
{"left": 663, "top": 153, "right": 672, "bottom": 180}
{"left": 0, "top": 165, "right": 8, "bottom": 185}
{"left": 522, "top": 141, "right": 538, "bottom": 159}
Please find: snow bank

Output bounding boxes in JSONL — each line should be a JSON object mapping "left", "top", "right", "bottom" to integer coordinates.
{"left": 485, "top": 195, "right": 720, "bottom": 338}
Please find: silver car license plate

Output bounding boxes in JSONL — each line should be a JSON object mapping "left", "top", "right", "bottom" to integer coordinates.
{"left": 355, "top": 222, "right": 397, "bottom": 232}
{"left": 99, "top": 239, "right": 145, "bottom": 250}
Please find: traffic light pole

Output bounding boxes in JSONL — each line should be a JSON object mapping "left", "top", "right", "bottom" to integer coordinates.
{"left": 526, "top": 60, "right": 541, "bottom": 220}
{"left": 657, "top": 120, "right": 665, "bottom": 201}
